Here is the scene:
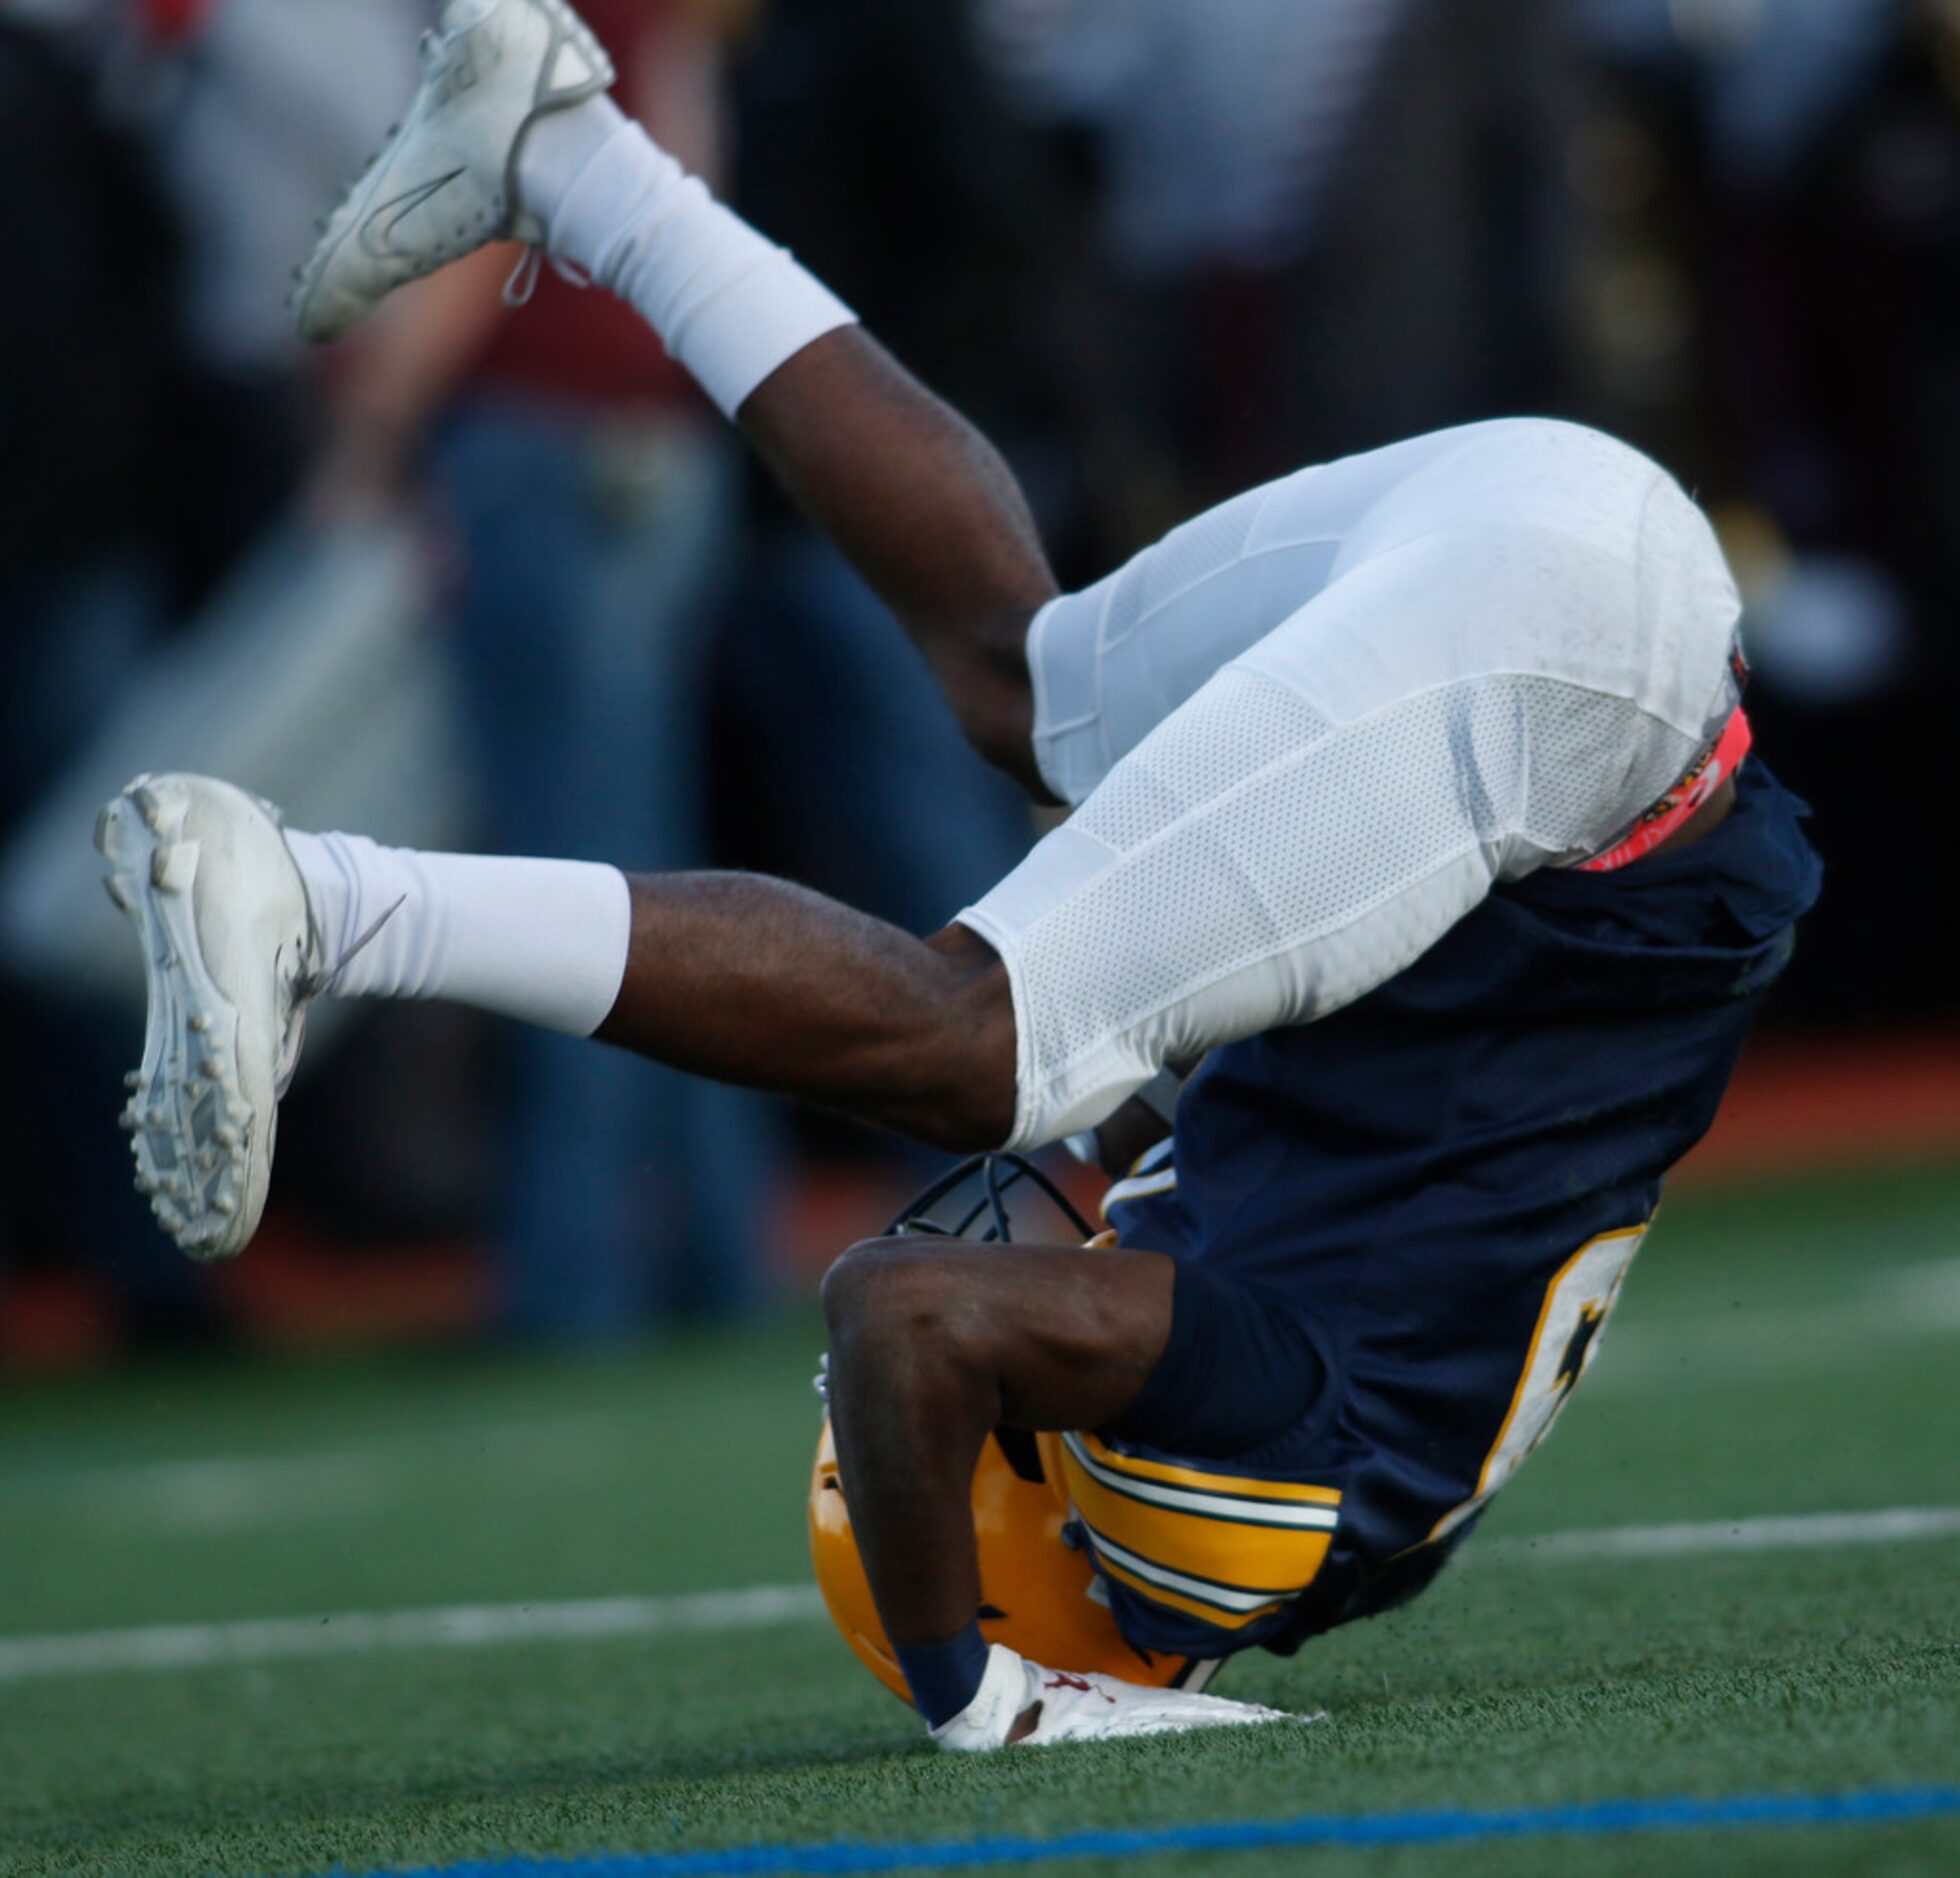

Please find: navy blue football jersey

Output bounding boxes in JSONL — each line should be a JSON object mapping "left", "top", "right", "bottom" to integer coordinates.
{"left": 1096, "top": 759, "right": 1821, "bottom": 1656}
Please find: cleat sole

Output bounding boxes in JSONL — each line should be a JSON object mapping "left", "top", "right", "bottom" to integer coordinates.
{"left": 95, "top": 783, "right": 258, "bottom": 1262}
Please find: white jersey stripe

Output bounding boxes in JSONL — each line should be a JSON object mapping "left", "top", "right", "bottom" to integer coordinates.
{"left": 1062, "top": 1433, "right": 1340, "bottom": 1531}
{"left": 1078, "top": 1524, "right": 1293, "bottom": 1615}
{"left": 1100, "top": 1168, "right": 1179, "bottom": 1213}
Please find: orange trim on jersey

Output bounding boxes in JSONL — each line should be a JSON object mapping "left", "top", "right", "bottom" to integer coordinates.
{"left": 1579, "top": 707, "right": 1752, "bottom": 873}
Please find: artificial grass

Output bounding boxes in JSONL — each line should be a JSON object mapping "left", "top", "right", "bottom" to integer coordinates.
{"left": 3, "top": 1163, "right": 1957, "bottom": 1878}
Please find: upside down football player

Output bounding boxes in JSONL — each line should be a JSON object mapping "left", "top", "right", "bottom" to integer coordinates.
{"left": 99, "top": 0, "right": 1821, "bottom": 1752}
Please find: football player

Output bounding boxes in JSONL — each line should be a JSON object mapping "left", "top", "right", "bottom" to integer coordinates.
{"left": 98, "top": 0, "right": 1820, "bottom": 1751}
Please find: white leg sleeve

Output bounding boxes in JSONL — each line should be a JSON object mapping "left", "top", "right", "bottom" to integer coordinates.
{"left": 963, "top": 501, "right": 1740, "bottom": 1151}
{"left": 287, "top": 832, "right": 632, "bottom": 1038}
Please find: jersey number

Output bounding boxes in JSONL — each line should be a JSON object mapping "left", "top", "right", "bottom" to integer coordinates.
{"left": 1430, "top": 1223, "right": 1647, "bottom": 1543}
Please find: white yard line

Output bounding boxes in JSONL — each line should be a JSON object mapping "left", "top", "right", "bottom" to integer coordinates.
{"left": 0, "top": 1413, "right": 634, "bottom": 1534}
{"left": 1479, "top": 1503, "right": 1960, "bottom": 1563}
{"left": 1, "top": 1412, "right": 627, "bottom": 1505}
{"left": 4, "top": 1505, "right": 1956, "bottom": 1686}
{"left": 1585, "top": 1261, "right": 1960, "bottom": 1397}
{"left": 0, "top": 1584, "right": 827, "bottom": 1685}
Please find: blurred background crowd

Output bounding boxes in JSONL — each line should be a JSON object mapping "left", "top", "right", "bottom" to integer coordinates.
{"left": 3, "top": 0, "right": 1957, "bottom": 1361}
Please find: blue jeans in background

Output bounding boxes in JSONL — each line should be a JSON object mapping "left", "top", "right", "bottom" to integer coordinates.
{"left": 724, "top": 527, "right": 1036, "bottom": 939}
{"left": 432, "top": 397, "right": 779, "bottom": 1338}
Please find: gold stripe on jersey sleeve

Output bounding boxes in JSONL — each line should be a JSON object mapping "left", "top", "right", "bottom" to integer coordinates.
{"left": 1057, "top": 1439, "right": 1338, "bottom": 1631}
{"left": 1071, "top": 1433, "right": 1342, "bottom": 1509}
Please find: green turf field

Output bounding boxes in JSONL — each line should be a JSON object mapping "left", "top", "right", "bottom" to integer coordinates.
{"left": 3, "top": 1163, "right": 1957, "bottom": 1878}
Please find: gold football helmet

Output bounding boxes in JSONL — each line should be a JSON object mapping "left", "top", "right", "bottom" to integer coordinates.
{"left": 809, "top": 1153, "right": 1212, "bottom": 1706}
{"left": 809, "top": 1415, "right": 1211, "bottom": 1705}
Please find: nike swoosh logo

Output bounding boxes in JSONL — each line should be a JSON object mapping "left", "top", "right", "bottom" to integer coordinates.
{"left": 358, "top": 168, "right": 467, "bottom": 261}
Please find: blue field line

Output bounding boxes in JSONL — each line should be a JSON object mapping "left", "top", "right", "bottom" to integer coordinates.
{"left": 340, "top": 1785, "right": 1960, "bottom": 1878}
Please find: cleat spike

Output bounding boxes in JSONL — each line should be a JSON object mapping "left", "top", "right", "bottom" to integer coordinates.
{"left": 124, "top": 1071, "right": 143, "bottom": 1089}
{"left": 189, "top": 1013, "right": 210, "bottom": 1033}
{"left": 213, "top": 1195, "right": 235, "bottom": 1216}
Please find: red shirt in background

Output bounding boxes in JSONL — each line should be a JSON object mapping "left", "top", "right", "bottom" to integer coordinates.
{"left": 139, "top": 0, "right": 212, "bottom": 44}
{"left": 470, "top": 0, "right": 702, "bottom": 413}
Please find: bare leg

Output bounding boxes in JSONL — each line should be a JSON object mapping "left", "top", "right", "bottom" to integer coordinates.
{"left": 820, "top": 1235, "right": 1175, "bottom": 1647}
{"left": 595, "top": 878, "right": 1016, "bottom": 1150}
{"left": 737, "top": 331, "right": 1058, "bottom": 794}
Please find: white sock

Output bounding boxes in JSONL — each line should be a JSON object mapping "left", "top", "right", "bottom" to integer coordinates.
{"left": 286, "top": 831, "right": 632, "bottom": 1038}
{"left": 518, "top": 86, "right": 625, "bottom": 218}
{"left": 515, "top": 102, "right": 858, "bottom": 418}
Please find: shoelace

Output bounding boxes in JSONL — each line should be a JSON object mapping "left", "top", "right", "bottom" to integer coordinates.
{"left": 277, "top": 897, "right": 409, "bottom": 1097}
{"left": 293, "top": 895, "right": 407, "bottom": 1005}
{"left": 501, "top": 248, "right": 592, "bottom": 308}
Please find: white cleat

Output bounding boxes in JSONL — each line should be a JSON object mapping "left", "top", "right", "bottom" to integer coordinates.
{"left": 291, "top": 0, "right": 613, "bottom": 344}
{"left": 95, "top": 774, "right": 323, "bottom": 1261}
{"left": 929, "top": 1644, "right": 1305, "bottom": 1753}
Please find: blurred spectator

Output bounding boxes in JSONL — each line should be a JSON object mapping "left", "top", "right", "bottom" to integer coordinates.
{"left": 140, "top": 0, "right": 426, "bottom": 605}
{"left": 8, "top": 0, "right": 1957, "bottom": 1365}
{"left": 1573, "top": 0, "right": 1899, "bottom": 187}
{"left": 980, "top": 0, "right": 1582, "bottom": 512}
{"left": 0, "top": 14, "right": 177, "bottom": 831}
{"left": 980, "top": 0, "right": 1416, "bottom": 274}
{"left": 0, "top": 14, "right": 204, "bottom": 1345}
{"left": 316, "top": 0, "right": 780, "bottom": 1336}
{"left": 718, "top": 0, "right": 1041, "bottom": 1083}
{"left": 1577, "top": 0, "right": 1958, "bottom": 1019}
{"left": 4, "top": 0, "right": 469, "bottom": 1346}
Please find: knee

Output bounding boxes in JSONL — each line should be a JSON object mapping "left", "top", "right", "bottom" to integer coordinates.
{"left": 821, "top": 1238, "right": 981, "bottom": 1373}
